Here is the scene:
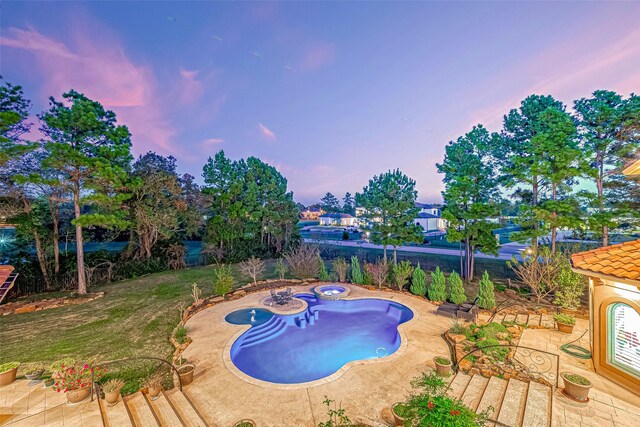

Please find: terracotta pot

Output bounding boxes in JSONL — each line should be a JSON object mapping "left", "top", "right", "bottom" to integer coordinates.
{"left": 177, "top": 364, "right": 195, "bottom": 386}
{"left": 233, "top": 420, "right": 256, "bottom": 427}
{"left": 434, "top": 357, "right": 452, "bottom": 377}
{"left": 0, "top": 367, "right": 19, "bottom": 386}
{"left": 556, "top": 322, "right": 574, "bottom": 334}
{"left": 25, "top": 370, "right": 44, "bottom": 381}
{"left": 562, "top": 374, "right": 592, "bottom": 402}
{"left": 66, "top": 388, "right": 91, "bottom": 404}
{"left": 147, "top": 385, "right": 162, "bottom": 400}
{"left": 104, "top": 390, "right": 120, "bottom": 405}
{"left": 391, "top": 403, "right": 407, "bottom": 426}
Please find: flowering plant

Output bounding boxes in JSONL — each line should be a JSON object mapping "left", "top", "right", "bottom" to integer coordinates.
{"left": 54, "top": 363, "right": 105, "bottom": 393}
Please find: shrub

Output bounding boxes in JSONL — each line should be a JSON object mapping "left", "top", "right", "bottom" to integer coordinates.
{"left": 477, "top": 271, "right": 496, "bottom": 310}
{"left": 350, "top": 256, "right": 364, "bottom": 284}
{"left": 0, "top": 362, "right": 20, "bottom": 374}
{"left": 341, "top": 231, "right": 349, "bottom": 240}
{"left": 317, "top": 396, "right": 354, "bottom": 427}
{"left": 428, "top": 267, "right": 447, "bottom": 301}
{"left": 449, "top": 317, "right": 469, "bottom": 336}
{"left": 393, "top": 261, "right": 414, "bottom": 291}
{"left": 174, "top": 325, "right": 189, "bottom": 344}
{"left": 238, "top": 256, "right": 265, "bottom": 286}
{"left": 55, "top": 363, "right": 104, "bottom": 392}
{"left": 410, "top": 262, "right": 427, "bottom": 296}
{"left": 366, "top": 259, "right": 388, "bottom": 290}
{"left": 213, "top": 265, "right": 234, "bottom": 296}
{"left": 274, "top": 258, "right": 288, "bottom": 280}
{"left": 434, "top": 357, "right": 451, "bottom": 365}
{"left": 554, "top": 313, "right": 576, "bottom": 325}
{"left": 362, "top": 264, "right": 373, "bottom": 285}
{"left": 555, "top": 256, "right": 586, "bottom": 310}
{"left": 476, "top": 322, "right": 508, "bottom": 340}
{"left": 507, "top": 247, "right": 561, "bottom": 303}
{"left": 284, "top": 244, "right": 320, "bottom": 279}
{"left": 332, "top": 257, "right": 348, "bottom": 282}
{"left": 448, "top": 271, "right": 466, "bottom": 304}
{"left": 318, "top": 256, "right": 330, "bottom": 281}
{"left": 102, "top": 378, "right": 125, "bottom": 393}
{"left": 476, "top": 338, "right": 509, "bottom": 361}
{"left": 563, "top": 373, "right": 591, "bottom": 385}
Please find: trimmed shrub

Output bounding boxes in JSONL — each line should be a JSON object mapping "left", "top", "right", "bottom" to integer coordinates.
{"left": 410, "top": 262, "right": 427, "bottom": 296}
{"left": 332, "top": 257, "right": 348, "bottom": 282}
{"left": 274, "top": 258, "right": 288, "bottom": 280}
{"left": 284, "top": 244, "right": 319, "bottom": 279}
{"left": 476, "top": 337, "right": 509, "bottom": 361}
{"left": 350, "top": 256, "right": 364, "bottom": 284}
{"left": 213, "top": 265, "right": 234, "bottom": 296}
{"left": 428, "top": 267, "right": 447, "bottom": 301}
{"left": 318, "top": 256, "right": 330, "bottom": 281}
{"left": 448, "top": 271, "right": 466, "bottom": 304}
{"left": 393, "top": 260, "right": 414, "bottom": 291}
{"left": 477, "top": 271, "right": 496, "bottom": 310}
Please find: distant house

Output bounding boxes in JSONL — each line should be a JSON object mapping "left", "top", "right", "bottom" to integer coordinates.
{"left": 300, "top": 206, "right": 325, "bottom": 220}
{"left": 318, "top": 213, "right": 358, "bottom": 227}
{"left": 414, "top": 203, "right": 447, "bottom": 232}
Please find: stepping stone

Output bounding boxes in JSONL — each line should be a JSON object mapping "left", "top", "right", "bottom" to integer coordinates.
{"left": 540, "top": 314, "right": 555, "bottom": 329}
{"left": 503, "top": 314, "right": 516, "bottom": 323}
{"left": 447, "top": 373, "right": 472, "bottom": 400}
{"left": 497, "top": 379, "right": 528, "bottom": 427}
{"left": 146, "top": 392, "right": 185, "bottom": 427}
{"left": 103, "top": 395, "right": 134, "bottom": 427}
{"left": 165, "top": 390, "right": 208, "bottom": 427}
{"left": 522, "top": 381, "right": 551, "bottom": 427}
{"left": 126, "top": 392, "right": 160, "bottom": 427}
{"left": 516, "top": 314, "right": 529, "bottom": 325}
{"left": 527, "top": 314, "right": 541, "bottom": 327}
{"left": 461, "top": 374, "right": 489, "bottom": 411}
{"left": 477, "top": 376, "right": 508, "bottom": 421}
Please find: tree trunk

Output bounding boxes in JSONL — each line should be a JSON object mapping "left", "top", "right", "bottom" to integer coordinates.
{"left": 33, "top": 230, "right": 52, "bottom": 290}
{"left": 551, "top": 183, "right": 557, "bottom": 254}
{"left": 383, "top": 245, "right": 387, "bottom": 262}
{"left": 393, "top": 246, "right": 397, "bottom": 265}
{"left": 532, "top": 177, "right": 539, "bottom": 251}
{"left": 597, "top": 151, "right": 607, "bottom": 246}
{"left": 470, "top": 250, "right": 475, "bottom": 281}
{"left": 73, "top": 178, "right": 87, "bottom": 295}
{"left": 49, "top": 199, "right": 60, "bottom": 274}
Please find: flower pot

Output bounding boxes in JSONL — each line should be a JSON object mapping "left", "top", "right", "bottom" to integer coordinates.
{"left": 433, "top": 357, "right": 452, "bottom": 377}
{"left": 177, "top": 364, "right": 195, "bottom": 386}
{"left": 147, "top": 385, "right": 162, "bottom": 401}
{"left": 25, "top": 370, "right": 44, "bottom": 381}
{"left": 562, "top": 373, "right": 592, "bottom": 402}
{"left": 556, "top": 322, "right": 574, "bottom": 334}
{"left": 66, "top": 388, "right": 91, "bottom": 404}
{"left": 43, "top": 379, "right": 55, "bottom": 388}
{"left": 391, "top": 403, "right": 408, "bottom": 426}
{"left": 233, "top": 420, "right": 256, "bottom": 427}
{"left": 104, "top": 390, "right": 121, "bottom": 405}
{"left": 0, "top": 367, "right": 19, "bottom": 386}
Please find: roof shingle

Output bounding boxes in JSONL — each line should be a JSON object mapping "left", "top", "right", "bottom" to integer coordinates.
{"left": 571, "top": 239, "right": 640, "bottom": 282}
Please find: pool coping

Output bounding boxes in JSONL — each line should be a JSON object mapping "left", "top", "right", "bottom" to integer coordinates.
{"left": 221, "top": 287, "right": 420, "bottom": 390}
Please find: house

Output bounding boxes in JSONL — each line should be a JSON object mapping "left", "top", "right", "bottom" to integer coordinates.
{"left": 300, "top": 206, "right": 325, "bottom": 220}
{"left": 413, "top": 203, "right": 447, "bottom": 232}
{"left": 318, "top": 213, "right": 358, "bottom": 227}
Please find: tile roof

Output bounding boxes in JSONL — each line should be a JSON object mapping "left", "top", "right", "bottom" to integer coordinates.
{"left": 623, "top": 159, "right": 640, "bottom": 177}
{"left": 571, "top": 239, "right": 640, "bottom": 283}
{"left": 320, "top": 213, "right": 355, "bottom": 219}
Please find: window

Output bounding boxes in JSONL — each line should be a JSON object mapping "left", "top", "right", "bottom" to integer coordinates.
{"left": 608, "top": 303, "right": 640, "bottom": 379}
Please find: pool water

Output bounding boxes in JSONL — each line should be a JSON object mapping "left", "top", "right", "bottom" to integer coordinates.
{"left": 228, "top": 294, "right": 413, "bottom": 384}
{"left": 225, "top": 308, "right": 273, "bottom": 326}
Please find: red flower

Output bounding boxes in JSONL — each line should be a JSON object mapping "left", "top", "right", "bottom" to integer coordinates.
{"left": 427, "top": 401, "right": 435, "bottom": 410}
{"left": 450, "top": 410, "right": 460, "bottom": 416}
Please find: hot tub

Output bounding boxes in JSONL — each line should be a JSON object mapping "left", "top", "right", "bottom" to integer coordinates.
{"left": 313, "top": 284, "right": 351, "bottom": 300}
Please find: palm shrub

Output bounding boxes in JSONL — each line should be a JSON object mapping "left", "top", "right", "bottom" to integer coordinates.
{"left": 350, "top": 256, "right": 364, "bottom": 284}
{"left": 428, "top": 267, "right": 447, "bottom": 301}
{"left": 410, "top": 262, "right": 427, "bottom": 296}
{"left": 213, "top": 265, "right": 234, "bottom": 296}
{"left": 331, "top": 257, "right": 348, "bottom": 282}
{"left": 318, "top": 255, "right": 330, "bottom": 281}
{"left": 393, "top": 261, "right": 414, "bottom": 291}
{"left": 448, "top": 271, "right": 466, "bottom": 304}
{"left": 477, "top": 271, "right": 496, "bottom": 310}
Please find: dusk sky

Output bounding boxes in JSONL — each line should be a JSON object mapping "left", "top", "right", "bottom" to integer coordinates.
{"left": 1, "top": 1, "right": 639, "bottom": 205}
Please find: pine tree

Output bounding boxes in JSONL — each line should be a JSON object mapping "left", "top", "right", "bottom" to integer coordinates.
{"left": 477, "top": 271, "right": 496, "bottom": 310}
{"left": 318, "top": 255, "right": 330, "bottom": 281}
{"left": 448, "top": 271, "right": 466, "bottom": 304}
{"left": 350, "top": 256, "right": 364, "bottom": 284}
{"left": 428, "top": 267, "right": 447, "bottom": 301}
{"left": 410, "top": 262, "right": 427, "bottom": 296}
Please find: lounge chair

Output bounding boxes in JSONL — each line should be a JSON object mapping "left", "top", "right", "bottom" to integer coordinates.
{"left": 435, "top": 297, "right": 479, "bottom": 323}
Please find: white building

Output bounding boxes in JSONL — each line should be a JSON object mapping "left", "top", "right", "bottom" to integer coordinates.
{"left": 413, "top": 203, "right": 447, "bottom": 232}
{"left": 318, "top": 213, "right": 358, "bottom": 227}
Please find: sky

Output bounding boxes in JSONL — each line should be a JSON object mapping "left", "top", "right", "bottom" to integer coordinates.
{"left": 1, "top": 1, "right": 639, "bottom": 205}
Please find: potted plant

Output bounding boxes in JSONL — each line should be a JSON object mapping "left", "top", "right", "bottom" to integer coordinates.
{"left": 433, "top": 357, "right": 452, "bottom": 377}
{"left": 102, "top": 379, "right": 125, "bottom": 406}
{"left": 145, "top": 373, "right": 163, "bottom": 401}
{"left": 25, "top": 363, "right": 45, "bottom": 381}
{"left": 174, "top": 357, "right": 195, "bottom": 386}
{"left": 0, "top": 362, "right": 20, "bottom": 386}
{"left": 233, "top": 420, "right": 256, "bottom": 427}
{"left": 391, "top": 402, "right": 411, "bottom": 426}
{"left": 43, "top": 377, "right": 55, "bottom": 388}
{"left": 562, "top": 373, "right": 592, "bottom": 402}
{"left": 554, "top": 313, "right": 576, "bottom": 334}
{"left": 54, "top": 362, "right": 104, "bottom": 404}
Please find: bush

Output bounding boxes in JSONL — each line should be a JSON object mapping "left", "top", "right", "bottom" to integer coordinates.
{"left": 476, "top": 337, "right": 509, "bottom": 361}
{"left": 238, "top": 256, "right": 265, "bottom": 286}
{"left": 555, "top": 256, "right": 586, "bottom": 310}
{"left": 448, "top": 271, "right": 466, "bottom": 304}
{"left": 475, "top": 322, "right": 508, "bottom": 340}
{"left": 284, "top": 245, "right": 320, "bottom": 279}
{"left": 365, "top": 259, "right": 388, "bottom": 290}
{"left": 274, "top": 258, "right": 288, "bottom": 280}
{"left": 477, "top": 271, "right": 496, "bottom": 310}
{"left": 332, "top": 257, "right": 348, "bottom": 282}
{"left": 554, "top": 313, "right": 576, "bottom": 325}
{"left": 410, "top": 262, "right": 427, "bottom": 296}
{"left": 393, "top": 261, "right": 414, "bottom": 291}
{"left": 428, "top": 267, "right": 447, "bottom": 301}
{"left": 341, "top": 231, "right": 349, "bottom": 240}
{"left": 362, "top": 265, "right": 373, "bottom": 285}
{"left": 318, "top": 256, "right": 330, "bottom": 281}
{"left": 213, "top": 265, "right": 234, "bottom": 296}
{"left": 350, "top": 256, "right": 364, "bottom": 284}
{"left": 174, "top": 325, "right": 188, "bottom": 344}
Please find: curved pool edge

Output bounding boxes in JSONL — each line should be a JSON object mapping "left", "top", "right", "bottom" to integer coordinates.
{"left": 221, "top": 292, "right": 419, "bottom": 390}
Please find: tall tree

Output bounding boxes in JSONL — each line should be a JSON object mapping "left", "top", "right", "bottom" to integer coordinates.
{"left": 39, "top": 90, "right": 133, "bottom": 294}
{"left": 0, "top": 78, "right": 33, "bottom": 167}
{"left": 179, "top": 173, "right": 207, "bottom": 238}
{"left": 355, "top": 169, "right": 422, "bottom": 264}
{"left": 320, "top": 192, "right": 340, "bottom": 212}
{"left": 342, "top": 192, "right": 355, "bottom": 215}
{"left": 437, "top": 125, "right": 501, "bottom": 280}
{"left": 574, "top": 91, "right": 640, "bottom": 245}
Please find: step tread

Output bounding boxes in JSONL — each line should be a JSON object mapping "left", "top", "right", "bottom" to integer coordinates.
{"left": 522, "top": 381, "right": 551, "bottom": 427}
{"left": 515, "top": 314, "right": 529, "bottom": 325}
{"left": 477, "top": 376, "right": 508, "bottom": 421}
{"left": 103, "top": 394, "right": 134, "bottom": 427}
{"left": 147, "top": 392, "right": 185, "bottom": 427}
{"left": 502, "top": 314, "right": 516, "bottom": 323}
{"left": 447, "top": 373, "right": 472, "bottom": 400}
{"left": 126, "top": 392, "right": 160, "bottom": 427}
{"left": 165, "top": 390, "right": 207, "bottom": 427}
{"left": 460, "top": 374, "right": 489, "bottom": 411}
{"left": 526, "top": 314, "right": 541, "bottom": 327}
{"left": 497, "top": 379, "right": 528, "bottom": 427}
{"left": 540, "top": 314, "right": 555, "bottom": 328}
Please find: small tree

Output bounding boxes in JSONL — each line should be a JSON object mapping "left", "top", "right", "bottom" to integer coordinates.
{"left": 410, "top": 262, "right": 427, "bottom": 296}
{"left": 507, "top": 247, "right": 561, "bottom": 303}
{"left": 166, "top": 243, "right": 186, "bottom": 270}
{"left": 191, "top": 283, "right": 202, "bottom": 304}
{"left": 350, "top": 256, "right": 364, "bottom": 284}
{"left": 448, "top": 271, "right": 466, "bottom": 304}
{"left": 332, "top": 257, "right": 348, "bottom": 282}
{"left": 274, "top": 258, "right": 288, "bottom": 280}
{"left": 318, "top": 255, "right": 330, "bottom": 281}
{"left": 238, "top": 256, "right": 265, "bottom": 286}
{"left": 213, "top": 265, "right": 234, "bottom": 296}
{"left": 362, "top": 264, "right": 373, "bottom": 285}
{"left": 366, "top": 259, "right": 388, "bottom": 290}
{"left": 428, "top": 267, "right": 447, "bottom": 301}
{"left": 555, "top": 256, "right": 586, "bottom": 310}
{"left": 393, "top": 260, "right": 414, "bottom": 291}
{"left": 283, "top": 244, "right": 319, "bottom": 279}
{"left": 477, "top": 271, "right": 496, "bottom": 310}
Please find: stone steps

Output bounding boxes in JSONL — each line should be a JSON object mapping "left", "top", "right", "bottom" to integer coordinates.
{"left": 125, "top": 392, "right": 160, "bottom": 427}
{"left": 146, "top": 392, "right": 186, "bottom": 427}
{"left": 447, "top": 372, "right": 472, "bottom": 399}
{"left": 496, "top": 378, "right": 528, "bottom": 427}
{"left": 477, "top": 375, "right": 508, "bottom": 422}
{"left": 460, "top": 374, "right": 489, "bottom": 411}
{"left": 101, "top": 392, "right": 134, "bottom": 427}
{"left": 522, "top": 381, "right": 551, "bottom": 427}
{"left": 164, "top": 389, "right": 209, "bottom": 427}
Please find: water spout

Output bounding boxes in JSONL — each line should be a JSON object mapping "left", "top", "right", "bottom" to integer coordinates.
{"left": 250, "top": 315, "right": 256, "bottom": 323}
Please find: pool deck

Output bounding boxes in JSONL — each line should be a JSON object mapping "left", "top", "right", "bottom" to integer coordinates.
{"left": 182, "top": 284, "right": 451, "bottom": 426}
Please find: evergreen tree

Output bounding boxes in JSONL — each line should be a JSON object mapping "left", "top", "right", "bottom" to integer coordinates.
{"left": 318, "top": 255, "right": 330, "bottom": 281}
{"left": 477, "top": 271, "right": 496, "bottom": 310}
{"left": 0, "top": 78, "right": 34, "bottom": 166}
{"left": 393, "top": 260, "right": 413, "bottom": 291}
{"left": 410, "top": 262, "right": 427, "bottom": 296}
{"left": 350, "top": 256, "right": 364, "bottom": 284}
{"left": 342, "top": 192, "right": 355, "bottom": 215}
{"left": 320, "top": 192, "right": 340, "bottom": 212}
{"left": 428, "top": 267, "right": 447, "bottom": 301}
{"left": 448, "top": 271, "right": 466, "bottom": 304}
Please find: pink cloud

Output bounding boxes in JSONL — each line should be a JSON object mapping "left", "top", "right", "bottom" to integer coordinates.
{"left": 202, "top": 137, "right": 224, "bottom": 149}
{"left": 179, "top": 69, "right": 204, "bottom": 105}
{"left": 0, "top": 26, "right": 178, "bottom": 155}
{"left": 298, "top": 42, "right": 336, "bottom": 72}
{"left": 258, "top": 123, "right": 276, "bottom": 141}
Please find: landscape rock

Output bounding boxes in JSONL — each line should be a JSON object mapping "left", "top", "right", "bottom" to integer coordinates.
{"left": 450, "top": 334, "right": 467, "bottom": 344}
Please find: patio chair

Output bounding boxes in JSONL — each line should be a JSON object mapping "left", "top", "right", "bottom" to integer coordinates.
{"left": 436, "top": 297, "right": 479, "bottom": 323}
{"left": 270, "top": 289, "right": 285, "bottom": 306}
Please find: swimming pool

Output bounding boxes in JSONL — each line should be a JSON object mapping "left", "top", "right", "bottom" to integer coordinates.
{"left": 226, "top": 294, "right": 413, "bottom": 384}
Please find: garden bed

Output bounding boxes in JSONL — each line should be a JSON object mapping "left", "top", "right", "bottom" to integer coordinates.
{"left": 0, "top": 292, "right": 104, "bottom": 315}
